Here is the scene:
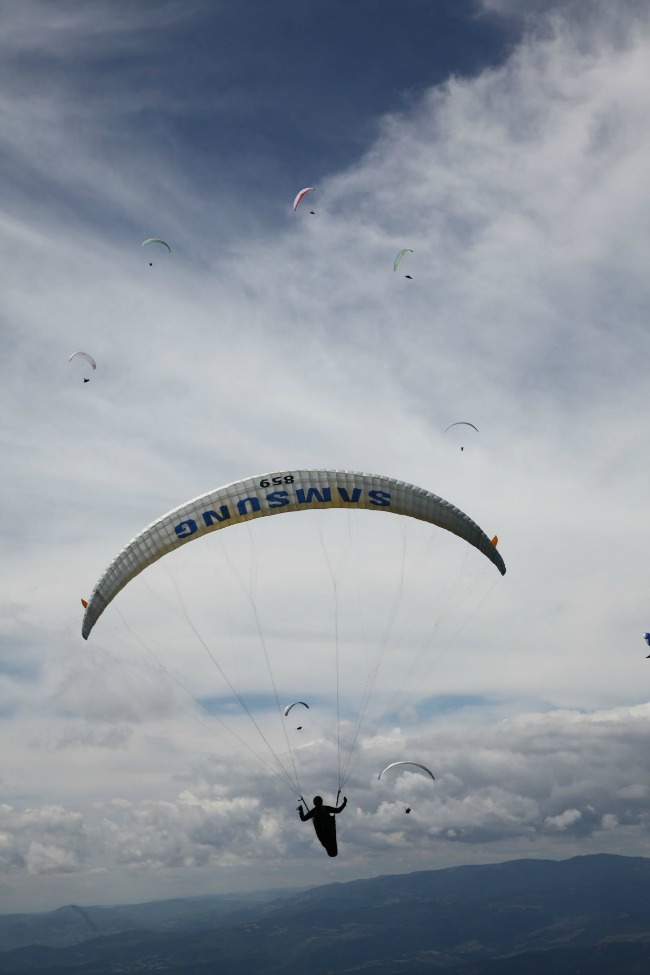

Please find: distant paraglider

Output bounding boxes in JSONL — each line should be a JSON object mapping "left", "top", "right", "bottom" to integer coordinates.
{"left": 68, "top": 351, "right": 96, "bottom": 382}
{"left": 393, "top": 248, "right": 414, "bottom": 277}
{"left": 445, "top": 421, "right": 479, "bottom": 451}
{"left": 141, "top": 238, "right": 171, "bottom": 266}
{"left": 284, "top": 701, "right": 310, "bottom": 730}
{"left": 379, "top": 761, "right": 435, "bottom": 815}
{"left": 293, "top": 187, "right": 315, "bottom": 212}
{"left": 378, "top": 762, "right": 435, "bottom": 782}
{"left": 644, "top": 633, "right": 650, "bottom": 657}
{"left": 284, "top": 702, "right": 310, "bottom": 716}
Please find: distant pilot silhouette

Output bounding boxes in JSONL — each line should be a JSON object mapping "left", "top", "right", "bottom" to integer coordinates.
{"left": 297, "top": 795, "right": 347, "bottom": 857}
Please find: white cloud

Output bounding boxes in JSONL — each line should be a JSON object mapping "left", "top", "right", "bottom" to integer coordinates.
{"left": 545, "top": 808, "right": 582, "bottom": 831}
{"left": 32, "top": 723, "right": 133, "bottom": 751}
{"left": 5, "top": 697, "right": 650, "bottom": 894}
{"left": 0, "top": 805, "right": 88, "bottom": 875}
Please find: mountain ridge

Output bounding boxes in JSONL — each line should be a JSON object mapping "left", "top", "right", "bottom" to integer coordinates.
{"left": 2, "top": 853, "right": 650, "bottom": 973}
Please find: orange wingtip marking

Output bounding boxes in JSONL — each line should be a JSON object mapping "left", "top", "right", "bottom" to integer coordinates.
{"left": 490, "top": 535, "right": 498, "bottom": 547}
{"left": 81, "top": 598, "right": 88, "bottom": 609}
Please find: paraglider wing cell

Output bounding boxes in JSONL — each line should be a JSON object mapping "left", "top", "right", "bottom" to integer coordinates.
{"left": 81, "top": 469, "right": 506, "bottom": 639}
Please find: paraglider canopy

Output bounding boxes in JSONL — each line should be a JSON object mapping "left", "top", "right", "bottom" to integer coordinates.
{"left": 284, "top": 701, "right": 309, "bottom": 730}
{"left": 141, "top": 238, "right": 171, "bottom": 266}
{"left": 393, "top": 249, "right": 414, "bottom": 272}
{"left": 283, "top": 702, "right": 310, "bottom": 717}
{"left": 445, "top": 421, "right": 479, "bottom": 451}
{"left": 379, "top": 761, "right": 435, "bottom": 815}
{"left": 68, "top": 351, "right": 96, "bottom": 370}
{"left": 80, "top": 468, "right": 506, "bottom": 640}
{"left": 378, "top": 761, "right": 435, "bottom": 781}
{"left": 445, "top": 422, "right": 478, "bottom": 435}
{"left": 69, "top": 351, "right": 96, "bottom": 381}
{"left": 293, "top": 187, "right": 315, "bottom": 211}
{"left": 141, "top": 238, "right": 171, "bottom": 252}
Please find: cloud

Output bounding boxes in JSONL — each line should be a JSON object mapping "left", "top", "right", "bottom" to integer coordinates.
{"left": 0, "top": 805, "right": 89, "bottom": 875}
{"left": 32, "top": 723, "right": 133, "bottom": 751}
{"left": 4, "top": 697, "right": 650, "bottom": 896}
{"left": 545, "top": 808, "right": 582, "bottom": 831}
{"left": 0, "top": 1, "right": 201, "bottom": 58}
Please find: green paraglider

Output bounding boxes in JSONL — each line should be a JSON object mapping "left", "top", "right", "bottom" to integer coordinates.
{"left": 393, "top": 248, "right": 414, "bottom": 274}
{"left": 141, "top": 238, "right": 171, "bottom": 266}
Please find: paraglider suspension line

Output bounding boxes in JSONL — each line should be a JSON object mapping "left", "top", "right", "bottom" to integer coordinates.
{"left": 317, "top": 524, "right": 344, "bottom": 796}
{"left": 169, "top": 572, "right": 304, "bottom": 798}
{"left": 107, "top": 609, "right": 297, "bottom": 796}
{"left": 216, "top": 539, "right": 306, "bottom": 798}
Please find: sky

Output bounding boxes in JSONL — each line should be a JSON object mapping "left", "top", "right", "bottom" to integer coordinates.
{"left": 1, "top": 0, "right": 650, "bottom": 914}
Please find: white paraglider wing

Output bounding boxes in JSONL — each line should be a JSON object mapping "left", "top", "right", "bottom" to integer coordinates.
{"left": 284, "top": 702, "right": 310, "bottom": 716}
{"left": 82, "top": 469, "right": 506, "bottom": 639}
{"left": 378, "top": 761, "right": 435, "bottom": 781}
{"left": 445, "top": 422, "right": 478, "bottom": 434}
{"left": 68, "top": 351, "right": 96, "bottom": 369}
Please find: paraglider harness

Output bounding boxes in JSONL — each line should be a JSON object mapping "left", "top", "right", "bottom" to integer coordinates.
{"left": 297, "top": 790, "right": 346, "bottom": 858}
